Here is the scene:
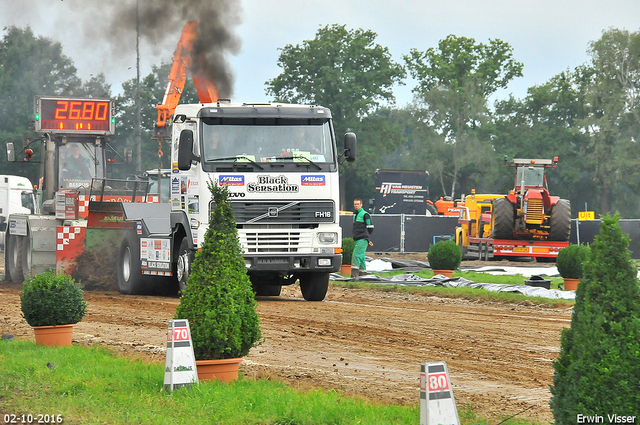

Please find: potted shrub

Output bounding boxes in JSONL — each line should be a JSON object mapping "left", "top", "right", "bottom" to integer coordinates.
{"left": 20, "top": 270, "right": 87, "bottom": 346}
{"left": 427, "top": 240, "right": 462, "bottom": 278}
{"left": 341, "top": 237, "right": 355, "bottom": 275}
{"left": 555, "top": 244, "right": 590, "bottom": 290}
{"left": 174, "top": 181, "right": 262, "bottom": 382}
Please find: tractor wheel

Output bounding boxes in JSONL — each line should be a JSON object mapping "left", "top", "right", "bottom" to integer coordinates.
{"left": 456, "top": 233, "right": 469, "bottom": 259}
{"left": 491, "top": 198, "right": 514, "bottom": 239}
{"left": 549, "top": 199, "right": 571, "bottom": 241}
{"left": 426, "top": 203, "right": 437, "bottom": 216}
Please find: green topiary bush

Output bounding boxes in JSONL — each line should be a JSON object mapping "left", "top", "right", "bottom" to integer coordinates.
{"left": 556, "top": 244, "right": 590, "bottom": 279}
{"left": 20, "top": 270, "right": 87, "bottom": 327}
{"left": 174, "top": 181, "right": 262, "bottom": 360}
{"left": 427, "top": 240, "right": 462, "bottom": 270}
{"left": 341, "top": 237, "right": 355, "bottom": 265}
{"left": 550, "top": 214, "right": 640, "bottom": 421}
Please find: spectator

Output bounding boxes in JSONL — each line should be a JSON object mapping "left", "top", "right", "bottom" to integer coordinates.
{"left": 352, "top": 198, "right": 374, "bottom": 278}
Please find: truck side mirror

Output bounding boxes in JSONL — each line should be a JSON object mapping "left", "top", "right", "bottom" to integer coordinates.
{"left": 178, "top": 130, "right": 196, "bottom": 170}
{"left": 123, "top": 147, "right": 132, "bottom": 164}
{"left": 343, "top": 132, "right": 356, "bottom": 162}
{"left": 6, "top": 143, "right": 15, "bottom": 162}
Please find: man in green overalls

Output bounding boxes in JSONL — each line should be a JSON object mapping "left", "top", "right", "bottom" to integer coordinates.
{"left": 352, "top": 198, "right": 374, "bottom": 278}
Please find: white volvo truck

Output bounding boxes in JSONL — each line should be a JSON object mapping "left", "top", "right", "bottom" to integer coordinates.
{"left": 116, "top": 101, "right": 356, "bottom": 301}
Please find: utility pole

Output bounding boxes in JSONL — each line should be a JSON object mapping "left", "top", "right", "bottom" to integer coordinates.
{"left": 135, "top": 0, "right": 142, "bottom": 174}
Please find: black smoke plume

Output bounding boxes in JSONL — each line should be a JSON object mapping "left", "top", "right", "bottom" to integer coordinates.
{"left": 75, "top": 0, "right": 242, "bottom": 99}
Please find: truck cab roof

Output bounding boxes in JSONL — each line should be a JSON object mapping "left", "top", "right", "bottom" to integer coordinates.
{"left": 0, "top": 175, "right": 34, "bottom": 190}
{"left": 173, "top": 102, "right": 332, "bottom": 120}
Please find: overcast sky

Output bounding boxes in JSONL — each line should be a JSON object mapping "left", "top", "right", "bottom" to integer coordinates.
{"left": 2, "top": 0, "right": 640, "bottom": 107}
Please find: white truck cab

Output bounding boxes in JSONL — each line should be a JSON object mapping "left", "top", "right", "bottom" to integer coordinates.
{"left": 167, "top": 101, "right": 356, "bottom": 300}
{"left": 0, "top": 175, "right": 36, "bottom": 250}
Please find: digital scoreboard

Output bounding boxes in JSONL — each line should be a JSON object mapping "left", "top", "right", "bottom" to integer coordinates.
{"left": 34, "top": 96, "right": 115, "bottom": 135}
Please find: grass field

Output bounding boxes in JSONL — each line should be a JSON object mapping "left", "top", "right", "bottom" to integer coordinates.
{"left": 0, "top": 340, "right": 546, "bottom": 425}
{"left": 1, "top": 268, "right": 560, "bottom": 424}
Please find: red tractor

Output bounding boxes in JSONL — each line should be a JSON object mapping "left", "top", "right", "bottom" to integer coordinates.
{"left": 491, "top": 157, "right": 571, "bottom": 241}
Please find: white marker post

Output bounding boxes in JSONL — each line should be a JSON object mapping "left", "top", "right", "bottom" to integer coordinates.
{"left": 164, "top": 319, "right": 199, "bottom": 391}
{"left": 420, "top": 361, "right": 460, "bottom": 425}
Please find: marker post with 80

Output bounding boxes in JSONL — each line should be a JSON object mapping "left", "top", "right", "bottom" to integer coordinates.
{"left": 420, "top": 361, "right": 460, "bottom": 425}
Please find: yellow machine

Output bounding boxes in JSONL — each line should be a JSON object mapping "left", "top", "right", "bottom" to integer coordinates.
{"left": 455, "top": 189, "right": 568, "bottom": 261}
{"left": 455, "top": 191, "right": 503, "bottom": 249}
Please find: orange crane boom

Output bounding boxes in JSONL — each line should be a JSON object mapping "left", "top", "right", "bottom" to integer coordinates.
{"left": 156, "top": 21, "right": 219, "bottom": 129}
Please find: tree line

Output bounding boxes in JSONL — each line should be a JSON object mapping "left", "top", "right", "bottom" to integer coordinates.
{"left": 1, "top": 24, "right": 639, "bottom": 217}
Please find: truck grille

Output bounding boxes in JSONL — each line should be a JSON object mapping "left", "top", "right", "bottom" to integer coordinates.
{"left": 240, "top": 230, "right": 312, "bottom": 253}
{"left": 230, "top": 201, "right": 335, "bottom": 224}
{"left": 525, "top": 199, "right": 544, "bottom": 224}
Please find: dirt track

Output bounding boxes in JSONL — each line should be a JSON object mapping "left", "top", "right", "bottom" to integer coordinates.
{"left": 0, "top": 272, "right": 572, "bottom": 423}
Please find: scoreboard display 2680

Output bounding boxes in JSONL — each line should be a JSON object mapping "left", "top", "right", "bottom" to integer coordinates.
{"left": 34, "top": 96, "right": 115, "bottom": 135}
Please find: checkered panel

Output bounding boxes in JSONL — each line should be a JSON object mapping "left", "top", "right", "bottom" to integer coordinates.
{"left": 56, "top": 226, "right": 85, "bottom": 251}
{"left": 55, "top": 226, "right": 87, "bottom": 275}
{"left": 78, "top": 195, "right": 90, "bottom": 217}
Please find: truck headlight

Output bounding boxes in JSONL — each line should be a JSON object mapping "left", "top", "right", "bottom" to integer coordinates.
{"left": 317, "top": 232, "right": 337, "bottom": 244}
{"left": 318, "top": 258, "right": 332, "bottom": 266}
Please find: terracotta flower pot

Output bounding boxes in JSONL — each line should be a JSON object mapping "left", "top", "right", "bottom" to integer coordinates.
{"left": 340, "top": 264, "right": 351, "bottom": 276}
{"left": 32, "top": 324, "right": 75, "bottom": 347}
{"left": 432, "top": 269, "right": 454, "bottom": 278}
{"left": 196, "top": 358, "right": 242, "bottom": 382}
{"left": 563, "top": 278, "right": 580, "bottom": 291}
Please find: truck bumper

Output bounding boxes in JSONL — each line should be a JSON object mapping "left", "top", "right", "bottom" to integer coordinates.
{"left": 245, "top": 253, "right": 342, "bottom": 273}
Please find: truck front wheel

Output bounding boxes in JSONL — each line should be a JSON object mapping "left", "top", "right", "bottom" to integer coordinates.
{"left": 175, "top": 237, "right": 193, "bottom": 293}
{"left": 253, "top": 284, "right": 282, "bottom": 296}
{"left": 118, "top": 232, "right": 146, "bottom": 295}
{"left": 299, "top": 272, "right": 329, "bottom": 301}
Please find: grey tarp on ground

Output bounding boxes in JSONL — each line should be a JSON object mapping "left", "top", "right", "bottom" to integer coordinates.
{"left": 329, "top": 273, "right": 576, "bottom": 300}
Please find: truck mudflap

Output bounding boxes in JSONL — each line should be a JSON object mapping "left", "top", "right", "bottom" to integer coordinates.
{"left": 140, "top": 237, "right": 173, "bottom": 276}
{"left": 245, "top": 253, "right": 341, "bottom": 273}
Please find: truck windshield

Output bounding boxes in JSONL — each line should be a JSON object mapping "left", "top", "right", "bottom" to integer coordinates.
{"left": 201, "top": 118, "right": 335, "bottom": 165}
{"left": 516, "top": 166, "right": 544, "bottom": 188}
{"left": 21, "top": 191, "right": 35, "bottom": 213}
{"left": 58, "top": 142, "right": 105, "bottom": 189}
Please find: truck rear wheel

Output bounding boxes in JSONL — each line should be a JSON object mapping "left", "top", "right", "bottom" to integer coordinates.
{"left": 299, "top": 272, "right": 329, "bottom": 301}
{"left": 492, "top": 198, "right": 514, "bottom": 239}
{"left": 549, "top": 199, "right": 571, "bottom": 241}
{"left": 118, "top": 232, "right": 147, "bottom": 295}
{"left": 6, "top": 235, "right": 24, "bottom": 284}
